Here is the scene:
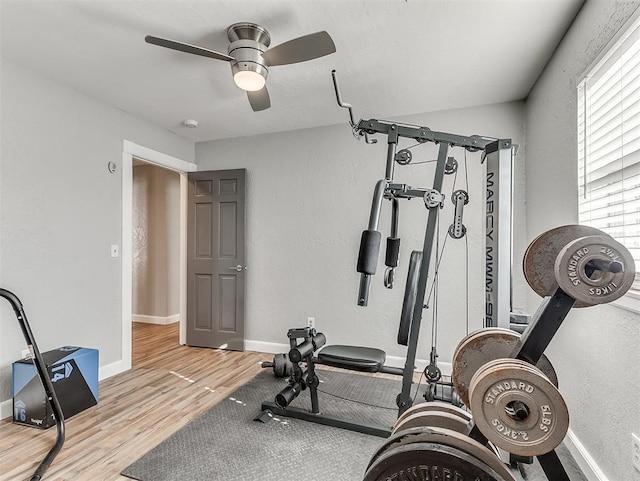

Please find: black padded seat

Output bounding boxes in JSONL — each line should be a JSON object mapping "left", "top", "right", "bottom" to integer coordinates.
{"left": 317, "top": 345, "right": 386, "bottom": 373}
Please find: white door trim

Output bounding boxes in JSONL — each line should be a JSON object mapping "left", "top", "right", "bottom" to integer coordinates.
{"left": 121, "top": 140, "right": 197, "bottom": 373}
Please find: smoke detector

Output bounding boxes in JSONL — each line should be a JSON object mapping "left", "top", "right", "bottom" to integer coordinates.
{"left": 183, "top": 119, "right": 198, "bottom": 128}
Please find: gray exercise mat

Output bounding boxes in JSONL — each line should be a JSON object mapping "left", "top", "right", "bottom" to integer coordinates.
{"left": 121, "top": 369, "right": 586, "bottom": 481}
{"left": 121, "top": 369, "right": 399, "bottom": 480}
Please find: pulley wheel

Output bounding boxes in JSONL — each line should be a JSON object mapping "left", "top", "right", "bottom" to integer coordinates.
{"left": 523, "top": 225, "right": 608, "bottom": 307}
{"left": 395, "top": 149, "right": 412, "bottom": 165}
{"left": 554, "top": 235, "right": 635, "bottom": 305}
{"left": 468, "top": 358, "right": 569, "bottom": 457}
{"left": 452, "top": 328, "right": 558, "bottom": 408}
{"left": 365, "top": 426, "right": 516, "bottom": 481}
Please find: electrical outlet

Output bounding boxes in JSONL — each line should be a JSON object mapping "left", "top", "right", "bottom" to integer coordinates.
{"left": 307, "top": 317, "right": 315, "bottom": 329}
{"left": 633, "top": 433, "right": 640, "bottom": 472}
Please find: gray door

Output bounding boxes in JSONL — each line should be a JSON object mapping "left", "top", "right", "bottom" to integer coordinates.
{"left": 187, "top": 169, "right": 246, "bottom": 350}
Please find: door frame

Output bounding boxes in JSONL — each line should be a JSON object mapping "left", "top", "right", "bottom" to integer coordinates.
{"left": 121, "top": 140, "right": 197, "bottom": 371}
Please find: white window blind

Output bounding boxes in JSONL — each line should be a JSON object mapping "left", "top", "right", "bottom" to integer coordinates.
{"left": 578, "top": 14, "right": 640, "bottom": 292}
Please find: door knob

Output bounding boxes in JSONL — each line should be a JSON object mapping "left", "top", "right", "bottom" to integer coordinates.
{"left": 228, "top": 265, "right": 245, "bottom": 272}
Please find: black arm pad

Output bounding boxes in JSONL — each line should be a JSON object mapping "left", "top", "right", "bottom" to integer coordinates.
{"left": 385, "top": 237, "right": 400, "bottom": 267}
{"left": 357, "top": 230, "right": 382, "bottom": 275}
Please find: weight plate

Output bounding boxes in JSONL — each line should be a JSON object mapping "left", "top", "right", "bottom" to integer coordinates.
{"left": 392, "top": 410, "right": 472, "bottom": 436}
{"left": 394, "top": 401, "right": 472, "bottom": 431}
{"left": 469, "top": 358, "right": 569, "bottom": 457}
{"left": 523, "top": 225, "right": 608, "bottom": 307}
{"left": 555, "top": 235, "right": 635, "bottom": 305}
{"left": 274, "top": 353, "right": 287, "bottom": 377}
{"left": 365, "top": 426, "right": 516, "bottom": 481}
{"left": 452, "top": 328, "right": 558, "bottom": 408}
{"left": 364, "top": 442, "right": 506, "bottom": 481}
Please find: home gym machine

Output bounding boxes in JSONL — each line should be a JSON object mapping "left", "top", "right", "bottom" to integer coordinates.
{"left": 325, "top": 70, "right": 516, "bottom": 412}
{"left": 261, "top": 70, "right": 517, "bottom": 432}
{"left": 1, "top": 288, "right": 65, "bottom": 481}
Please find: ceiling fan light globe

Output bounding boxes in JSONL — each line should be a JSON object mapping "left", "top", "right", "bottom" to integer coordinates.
{"left": 233, "top": 70, "right": 266, "bottom": 91}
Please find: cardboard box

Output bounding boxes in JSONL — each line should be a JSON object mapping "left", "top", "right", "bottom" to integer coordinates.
{"left": 12, "top": 346, "right": 99, "bottom": 429}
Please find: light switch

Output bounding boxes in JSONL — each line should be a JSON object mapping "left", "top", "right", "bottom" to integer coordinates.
{"left": 111, "top": 244, "right": 119, "bottom": 257}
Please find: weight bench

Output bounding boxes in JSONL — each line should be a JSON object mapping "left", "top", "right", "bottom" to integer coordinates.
{"left": 260, "top": 327, "right": 394, "bottom": 438}
{"left": 260, "top": 252, "right": 423, "bottom": 437}
{"left": 316, "top": 345, "right": 386, "bottom": 373}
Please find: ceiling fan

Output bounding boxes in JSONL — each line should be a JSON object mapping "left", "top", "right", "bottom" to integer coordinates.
{"left": 145, "top": 22, "right": 336, "bottom": 112}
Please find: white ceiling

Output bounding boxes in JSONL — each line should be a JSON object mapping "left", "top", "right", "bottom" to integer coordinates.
{"left": 0, "top": 0, "right": 584, "bottom": 143}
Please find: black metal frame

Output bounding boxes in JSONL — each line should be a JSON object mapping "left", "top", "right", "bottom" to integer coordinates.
{"left": 261, "top": 119, "right": 512, "bottom": 442}
{"left": 350, "top": 117, "right": 512, "bottom": 416}
{"left": 264, "top": 74, "right": 516, "bottom": 450}
{"left": 333, "top": 69, "right": 514, "bottom": 380}
{"left": 261, "top": 401, "right": 392, "bottom": 438}
{"left": 0, "top": 288, "right": 65, "bottom": 481}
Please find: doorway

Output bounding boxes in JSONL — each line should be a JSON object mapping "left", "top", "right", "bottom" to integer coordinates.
{"left": 121, "top": 140, "right": 197, "bottom": 374}
{"left": 131, "top": 160, "right": 181, "bottom": 365}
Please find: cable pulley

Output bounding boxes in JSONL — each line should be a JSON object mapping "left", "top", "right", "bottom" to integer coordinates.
{"left": 448, "top": 189, "right": 469, "bottom": 239}
{"left": 423, "top": 189, "right": 445, "bottom": 209}
{"left": 395, "top": 149, "right": 412, "bottom": 165}
{"left": 445, "top": 156, "right": 458, "bottom": 174}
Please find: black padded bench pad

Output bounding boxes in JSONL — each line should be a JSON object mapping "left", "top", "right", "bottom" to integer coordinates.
{"left": 317, "top": 345, "right": 386, "bottom": 373}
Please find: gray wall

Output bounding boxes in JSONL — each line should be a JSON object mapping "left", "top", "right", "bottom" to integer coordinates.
{"left": 132, "top": 164, "right": 181, "bottom": 319}
{"left": 195, "top": 101, "right": 526, "bottom": 364}
{"left": 0, "top": 60, "right": 194, "bottom": 405}
{"left": 526, "top": 2, "right": 640, "bottom": 480}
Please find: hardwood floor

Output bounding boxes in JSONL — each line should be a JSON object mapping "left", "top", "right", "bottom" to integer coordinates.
{"left": 0, "top": 322, "right": 267, "bottom": 481}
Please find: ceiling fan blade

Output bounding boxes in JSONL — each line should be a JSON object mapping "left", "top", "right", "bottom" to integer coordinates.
{"left": 145, "top": 35, "right": 234, "bottom": 62}
{"left": 262, "top": 31, "right": 336, "bottom": 67}
{"left": 247, "top": 87, "right": 271, "bottom": 111}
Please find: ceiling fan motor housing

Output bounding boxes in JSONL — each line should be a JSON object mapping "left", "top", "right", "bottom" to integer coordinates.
{"left": 227, "top": 23, "right": 270, "bottom": 84}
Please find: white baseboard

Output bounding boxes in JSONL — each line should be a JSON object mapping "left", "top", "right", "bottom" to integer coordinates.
{"left": 99, "top": 360, "right": 129, "bottom": 381}
{"left": 132, "top": 314, "right": 180, "bottom": 325}
{"left": 0, "top": 399, "right": 12, "bottom": 420}
{"left": 564, "top": 428, "right": 609, "bottom": 481}
{"left": 244, "top": 340, "right": 289, "bottom": 355}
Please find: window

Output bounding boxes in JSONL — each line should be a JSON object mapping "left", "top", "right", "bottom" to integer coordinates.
{"left": 578, "top": 12, "right": 640, "bottom": 301}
